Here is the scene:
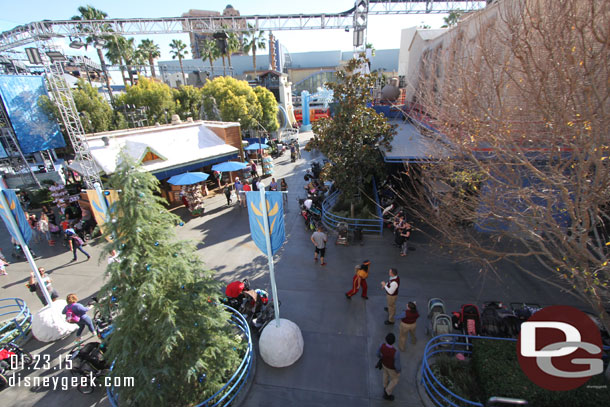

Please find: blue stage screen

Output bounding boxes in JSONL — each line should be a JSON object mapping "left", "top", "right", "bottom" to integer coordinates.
{"left": 0, "top": 75, "right": 65, "bottom": 154}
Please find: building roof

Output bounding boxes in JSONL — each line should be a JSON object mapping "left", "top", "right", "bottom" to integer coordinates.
{"left": 287, "top": 51, "right": 342, "bottom": 69}
{"left": 381, "top": 120, "right": 449, "bottom": 163}
{"left": 70, "top": 122, "right": 239, "bottom": 176}
{"left": 408, "top": 29, "right": 446, "bottom": 51}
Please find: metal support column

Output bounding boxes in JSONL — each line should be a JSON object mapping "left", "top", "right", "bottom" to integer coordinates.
{"left": 43, "top": 57, "right": 101, "bottom": 189}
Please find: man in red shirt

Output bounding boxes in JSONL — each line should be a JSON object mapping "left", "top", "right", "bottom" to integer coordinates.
{"left": 377, "top": 333, "right": 401, "bottom": 401}
{"left": 398, "top": 301, "right": 420, "bottom": 351}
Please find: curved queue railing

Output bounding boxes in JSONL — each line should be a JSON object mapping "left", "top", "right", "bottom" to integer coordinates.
{"left": 421, "top": 333, "right": 610, "bottom": 407}
{"left": 321, "top": 177, "right": 383, "bottom": 234}
{"left": 107, "top": 304, "right": 254, "bottom": 407}
{"left": 420, "top": 334, "right": 513, "bottom": 407}
{"left": 0, "top": 297, "right": 32, "bottom": 345}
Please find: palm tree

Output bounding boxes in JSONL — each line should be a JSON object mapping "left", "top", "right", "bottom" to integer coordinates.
{"left": 200, "top": 39, "right": 219, "bottom": 78}
{"left": 243, "top": 25, "right": 266, "bottom": 76}
{"left": 72, "top": 5, "right": 114, "bottom": 100}
{"left": 169, "top": 39, "right": 188, "bottom": 86}
{"left": 226, "top": 31, "right": 241, "bottom": 75}
{"left": 121, "top": 37, "right": 137, "bottom": 86}
{"left": 105, "top": 35, "right": 130, "bottom": 88}
{"left": 137, "top": 39, "right": 160, "bottom": 78}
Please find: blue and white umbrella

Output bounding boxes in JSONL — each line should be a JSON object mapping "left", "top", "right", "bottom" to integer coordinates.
{"left": 244, "top": 143, "right": 270, "bottom": 151}
{"left": 211, "top": 161, "right": 248, "bottom": 172}
{"left": 167, "top": 172, "right": 210, "bottom": 185}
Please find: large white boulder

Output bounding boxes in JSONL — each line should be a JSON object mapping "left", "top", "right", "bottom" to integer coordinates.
{"left": 258, "top": 318, "right": 304, "bottom": 368}
{"left": 31, "top": 300, "right": 77, "bottom": 342}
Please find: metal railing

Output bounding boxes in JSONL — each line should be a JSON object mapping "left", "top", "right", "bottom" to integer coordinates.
{"left": 107, "top": 304, "right": 253, "bottom": 407}
{"left": 321, "top": 178, "right": 383, "bottom": 234}
{"left": 0, "top": 298, "right": 32, "bottom": 345}
{"left": 421, "top": 334, "right": 514, "bottom": 407}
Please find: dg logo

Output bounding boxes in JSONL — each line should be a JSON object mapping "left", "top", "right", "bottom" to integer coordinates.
{"left": 517, "top": 305, "right": 604, "bottom": 391}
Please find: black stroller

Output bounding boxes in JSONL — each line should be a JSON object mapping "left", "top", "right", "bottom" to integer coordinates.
{"left": 68, "top": 342, "right": 109, "bottom": 394}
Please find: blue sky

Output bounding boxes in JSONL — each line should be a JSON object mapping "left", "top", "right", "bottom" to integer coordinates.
{"left": 0, "top": 1, "right": 449, "bottom": 58}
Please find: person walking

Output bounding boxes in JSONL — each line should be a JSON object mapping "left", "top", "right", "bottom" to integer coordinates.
{"left": 234, "top": 177, "right": 244, "bottom": 206}
{"left": 223, "top": 185, "right": 232, "bottom": 206}
{"left": 66, "top": 229, "right": 90, "bottom": 262}
{"left": 241, "top": 180, "right": 251, "bottom": 207}
{"left": 377, "top": 333, "right": 401, "bottom": 401}
{"left": 280, "top": 179, "right": 288, "bottom": 204}
{"left": 310, "top": 225, "right": 328, "bottom": 266}
{"left": 398, "top": 301, "right": 420, "bottom": 351}
{"left": 400, "top": 221, "right": 412, "bottom": 256}
{"left": 38, "top": 213, "right": 52, "bottom": 246}
{"left": 250, "top": 160, "right": 258, "bottom": 177}
{"left": 345, "top": 260, "right": 370, "bottom": 299}
{"left": 0, "top": 256, "right": 8, "bottom": 276}
{"left": 381, "top": 268, "right": 400, "bottom": 325}
{"left": 28, "top": 267, "right": 59, "bottom": 306}
{"left": 62, "top": 293, "right": 95, "bottom": 346}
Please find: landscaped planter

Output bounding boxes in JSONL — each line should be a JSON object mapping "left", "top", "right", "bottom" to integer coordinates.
{"left": 420, "top": 334, "right": 610, "bottom": 407}
{"left": 0, "top": 298, "right": 32, "bottom": 345}
{"left": 321, "top": 177, "right": 383, "bottom": 234}
{"left": 107, "top": 304, "right": 253, "bottom": 407}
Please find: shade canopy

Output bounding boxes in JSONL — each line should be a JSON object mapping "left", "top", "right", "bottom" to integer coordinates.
{"left": 244, "top": 143, "right": 270, "bottom": 151}
{"left": 212, "top": 161, "right": 248, "bottom": 172}
{"left": 167, "top": 172, "right": 210, "bottom": 185}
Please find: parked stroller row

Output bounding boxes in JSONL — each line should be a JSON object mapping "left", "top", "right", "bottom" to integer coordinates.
{"left": 427, "top": 299, "right": 541, "bottom": 340}
{"left": 427, "top": 298, "right": 610, "bottom": 347}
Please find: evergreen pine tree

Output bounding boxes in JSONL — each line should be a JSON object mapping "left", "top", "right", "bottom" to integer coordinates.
{"left": 99, "top": 155, "right": 243, "bottom": 406}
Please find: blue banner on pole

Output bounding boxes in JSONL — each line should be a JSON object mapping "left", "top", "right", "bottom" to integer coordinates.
{"left": 0, "top": 189, "right": 32, "bottom": 244}
{"left": 246, "top": 191, "right": 285, "bottom": 255}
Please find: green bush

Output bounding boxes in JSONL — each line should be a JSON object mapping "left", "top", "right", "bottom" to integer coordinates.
{"left": 28, "top": 188, "right": 53, "bottom": 209}
{"left": 431, "top": 355, "right": 484, "bottom": 403}
{"left": 472, "top": 339, "right": 610, "bottom": 406}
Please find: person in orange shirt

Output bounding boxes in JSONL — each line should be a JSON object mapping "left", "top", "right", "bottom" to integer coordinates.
{"left": 345, "top": 260, "right": 370, "bottom": 299}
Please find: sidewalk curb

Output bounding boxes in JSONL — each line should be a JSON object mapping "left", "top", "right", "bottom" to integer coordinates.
{"left": 415, "top": 355, "right": 436, "bottom": 407}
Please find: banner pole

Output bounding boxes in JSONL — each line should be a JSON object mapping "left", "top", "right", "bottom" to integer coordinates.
{"left": 258, "top": 184, "right": 280, "bottom": 326}
{"left": 0, "top": 182, "right": 52, "bottom": 305}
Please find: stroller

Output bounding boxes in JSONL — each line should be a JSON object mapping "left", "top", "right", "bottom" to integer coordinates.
{"left": 426, "top": 298, "right": 453, "bottom": 344}
{"left": 336, "top": 222, "right": 349, "bottom": 245}
{"left": 68, "top": 341, "right": 109, "bottom": 394}
{"left": 452, "top": 304, "right": 482, "bottom": 337}
{"left": 481, "top": 301, "right": 521, "bottom": 338}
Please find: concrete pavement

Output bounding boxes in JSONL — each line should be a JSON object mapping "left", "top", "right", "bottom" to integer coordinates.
{"left": 0, "top": 131, "right": 586, "bottom": 406}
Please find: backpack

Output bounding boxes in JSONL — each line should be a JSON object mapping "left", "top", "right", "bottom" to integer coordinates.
{"left": 66, "top": 305, "right": 80, "bottom": 323}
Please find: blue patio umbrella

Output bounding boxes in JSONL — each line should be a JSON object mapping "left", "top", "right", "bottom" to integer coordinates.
{"left": 167, "top": 172, "right": 210, "bottom": 185}
{"left": 212, "top": 161, "right": 248, "bottom": 172}
{"left": 244, "top": 143, "right": 270, "bottom": 151}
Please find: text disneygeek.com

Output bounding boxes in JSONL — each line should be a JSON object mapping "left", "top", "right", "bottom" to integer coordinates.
{"left": 7, "top": 373, "right": 135, "bottom": 390}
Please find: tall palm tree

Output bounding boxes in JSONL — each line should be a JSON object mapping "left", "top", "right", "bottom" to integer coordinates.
{"left": 72, "top": 5, "right": 113, "bottom": 100}
{"left": 200, "top": 39, "right": 219, "bottom": 78}
{"left": 137, "top": 39, "right": 160, "bottom": 78}
{"left": 105, "top": 35, "right": 130, "bottom": 88}
{"left": 243, "top": 25, "right": 266, "bottom": 76}
{"left": 169, "top": 39, "right": 188, "bottom": 86}
{"left": 226, "top": 31, "right": 241, "bottom": 75}
{"left": 122, "top": 37, "right": 137, "bottom": 85}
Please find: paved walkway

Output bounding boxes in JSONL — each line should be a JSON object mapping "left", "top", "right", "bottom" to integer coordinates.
{"left": 0, "top": 131, "right": 585, "bottom": 406}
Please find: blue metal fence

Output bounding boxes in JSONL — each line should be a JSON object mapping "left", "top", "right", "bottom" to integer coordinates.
{"left": 321, "top": 177, "right": 383, "bottom": 234}
{"left": 108, "top": 304, "right": 253, "bottom": 407}
{"left": 0, "top": 297, "right": 32, "bottom": 345}
{"left": 421, "top": 333, "right": 610, "bottom": 407}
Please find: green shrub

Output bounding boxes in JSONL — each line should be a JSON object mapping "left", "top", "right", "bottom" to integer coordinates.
{"left": 472, "top": 338, "right": 610, "bottom": 406}
{"left": 431, "top": 354, "right": 484, "bottom": 403}
{"left": 28, "top": 188, "right": 53, "bottom": 209}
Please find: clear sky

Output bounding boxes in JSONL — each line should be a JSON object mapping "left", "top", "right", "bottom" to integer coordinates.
{"left": 0, "top": 0, "right": 450, "bottom": 62}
